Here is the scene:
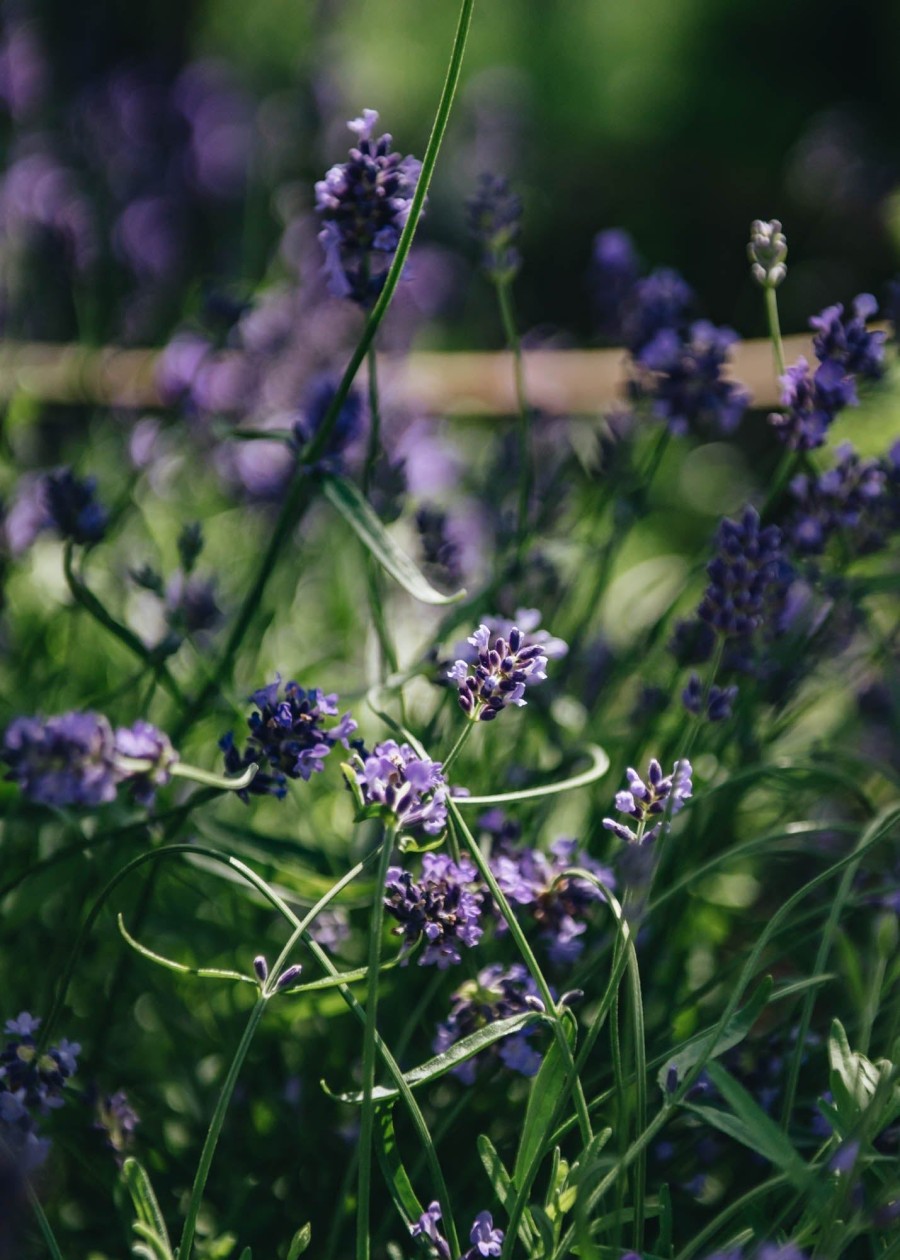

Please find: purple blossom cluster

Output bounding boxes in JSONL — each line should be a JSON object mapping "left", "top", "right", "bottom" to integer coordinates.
{"left": 2, "top": 711, "right": 178, "bottom": 807}
{"left": 492, "top": 836, "right": 615, "bottom": 964}
{"left": 412, "top": 1201, "right": 503, "bottom": 1259}
{"left": 433, "top": 963, "right": 545, "bottom": 1083}
{"left": 384, "top": 853, "right": 483, "bottom": 967}
{"left": 603, "top": 757, "right": 693, "bottom": 845}
{"left": 697, "top": 507, "right": 789, "bottom": 639}
{"left": 315, "top": 109, "right": 421, "bottom": 306}
{"left": 786, "top": 442, "right": 890, "bottom": 556}
{"left": 467, "top": 173, "right": 522, "bottom": 285}
{"left": 220, "top": 677, "right": 357, "bottom": 802}
{"left": 448, "top": 622, "right": 551, "bottom": 721}
{"left": 769, "top": 294, "right": 885, "bottom": 450}
{"left": 43, "top": 468, "right": 108, "bottom": 545}
{"left": 0, "top": 1012, "right": 79, "bottom": 1171}
{"left": 355, "top": 740, "right": 448, "bottom": 834}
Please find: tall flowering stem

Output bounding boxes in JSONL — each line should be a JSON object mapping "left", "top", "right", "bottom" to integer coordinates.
{"left": 172, "top": 0, "right": 477, "bottom": 738}
{"left": 448, "top": 799, "right": 593, "bottom": 1146}
{"left": 357, "top": 827, "right": 397, "bottom": 1260}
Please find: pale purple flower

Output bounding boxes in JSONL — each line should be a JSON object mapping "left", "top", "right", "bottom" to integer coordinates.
{"left": 603, "top": 757, "right": 692, "bottom": 844}
{"left": 384, "top": 853, "right": 483, "bottom": 967}
{"left": 355, "top": 740, "right": 447, "bottom": 834}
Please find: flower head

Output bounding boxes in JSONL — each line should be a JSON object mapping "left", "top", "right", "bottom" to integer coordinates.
{"left": 220, "top": 677, "right": 357, "bottom": 802}
{"left": 634, "top": 319, "right": 749, "bottom": 436}
{"left": 748, "top": 218, "right": 787, "bottom": 288}
{"left": 787, "top": 442, "right": 889, "bottom": 556}
{"left": 3, "top": 711, "right": 118, "bottom": 806}
{"left": 291, "top": 376, "right": 365, "bottom": 471}
{"left": 492, "top": 837, "right": 615, "bottom": 963}
{"left": 697, "top": 507, "right": 787, "bottom": 638}
{"left": 355, "top": 740, "right": 447, "bottom": 834}
{"left": 448, "top": 619, "right": 553, "bottom": 721}
{"left": 768, "top": 356, "right": 850, "bottom": 451}
{"left": 113, "top": 720, "right": 179, "bottom": 805}
{"left": 590, "top": 228, "right": 641, "bottom": 340}
{"left": 811, "top": 293, "right": 885, "bottom": 380}
{"left": 0, "top": 1011, "right": 79, "bottom": 1171}
{"left": 385, "top": 852, "right": 483, "bottom": 966}
{"left": 315, "top": 108, "right": 421, "bottom": 306}
{"left": 433, "top": 963, "right": 545, "bottom": 1084}
{"left": 622, "top": 267, "right": 694, "bottom": 356}
{"left": 43, "top": 468, "right": 108, "bottom": 544}
{"left": 467, "top": 173, "right": 522, "bottom": 285}
{"left": 603, "top": 757, "right": 692, "bottom": 844}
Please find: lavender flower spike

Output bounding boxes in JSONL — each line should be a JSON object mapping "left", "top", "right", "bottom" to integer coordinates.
{"left": 355, "top": 740, "right": 448, "bottom": 835}
{"left": 748, "top": 219, "right": 787, "bottom": 288}
{"left": 448, "top": 623, "right": 549, "bottom": 721}
{"left": 3, "top": 711, "right": 118, "bottom": 806}
{"left": 384, "top": 852, "right": 483, "bottom": 967}
{"left": 603, "top": 757, "right": 692, "bottom": 844}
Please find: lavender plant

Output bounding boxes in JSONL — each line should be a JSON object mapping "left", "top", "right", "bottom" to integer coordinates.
{"left": 0, "top": 5, "right": 899, "bottom": 1260}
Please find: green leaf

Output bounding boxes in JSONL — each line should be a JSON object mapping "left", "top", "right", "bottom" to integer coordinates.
{"left": 286, "top": 1222, "right": 312, "bottom": 1259}
{"left": 514, "top": 1014, "right": 576, "bottom": 1186}
{"left": 454, "top": 745, "right": 609, "bottom": 807}
{"left": 324, "top": 1011, "right": 545, "bottom": 1104}
{"left": 828, "top": 1019, "right": 879, "bottom": 1120}
{"left": 657, "top": 1182, "right": 673, "bottom": 1257}
{"left": 689, "top": 1062, "right": 809, "bottom": 1188}
{"left": 121, "top": 1159, "right": 174, "bottom": 1260}
{"left": 321, "top": 473, "right": 465, "bottom": 605}
{"left": 374, "top": 1107, "right": 423, "bottom": 1227}
{"left": 476, "top": 1134, "right": 537, "bottom": 1251}
{"left": 657, "top": 977, "right": 774, "bottom": 1093}
{"left": 530, "top": 1204, "right": 556, "bottom": 1258}
{"left": 237, "top": 1249, "right": 252, "bottom": 1260}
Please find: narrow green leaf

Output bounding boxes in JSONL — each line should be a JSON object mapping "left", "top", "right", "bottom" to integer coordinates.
{"left": 131, "top": 1222, "right": 173, "bottom": 1260}
{"left": 657, "top": 977, "right": 774, "bottom": 1093}
{"left": 514, "top": 1015, "right": 576, "bottom": 1187}
{"left": 530, "top": 1204, "right": 556, "bottom": 1258}
{"left": 286, "top": 1222, "right": 312, "bottom": 1259}
{"left": 117, "top": 916, "right": 254, "bottom": 985}
{"left": 657, "top": 1182, "right": 673, "bottom": 1257}
{"left": 455, "top": 746, "right": 609, "bottom": 807}
{"left": 476, "top": 1134, "right": 537, "bottom": 1251}
{"left": 121, "top": 1158, "right": 174, "bottom": 1260}
{"left": 325, "top": 1011, "right": 545, "bottom": 1104}
{"left": 691, "top": 1062, "right": 809, "bottom": 1187}
{"left": 374, "top": 1106, "right": 423, "bottom": 1227}
{"left": 321, "top": 474, "right": 465, "bottom": 605}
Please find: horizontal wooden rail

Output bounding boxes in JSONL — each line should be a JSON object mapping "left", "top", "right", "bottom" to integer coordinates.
{"left": 0, "top": 333, "right": 819, "bottom": 417}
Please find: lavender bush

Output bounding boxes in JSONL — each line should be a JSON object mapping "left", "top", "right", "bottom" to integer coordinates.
{"left": 0, "top": 5, "right": 898, "bottom": 1260}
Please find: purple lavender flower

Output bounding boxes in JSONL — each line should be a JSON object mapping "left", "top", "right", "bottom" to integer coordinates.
{"left": 43, "top": 469, "right": 108, "bottom": 545}
{"left": 590, "top": 228, "right": 641, "bottom": 340}
{"left": 385, "top": 853, "right": 483, "bottom": 966}
{"left": 164, "top": 572, "right": 221, "bottom": 638}
{"left": 491, "top": 837, "right": 615, "bottom": 963}
{"left": 94, "top": 1089, "right": 139, "bottom": 1158}
{"left": 433, "top": 963, "right": 545, "bottom": 1084}
{"left": 221, "top": 677, "right": 357, "bottom": 802}
{"left": 467, "top": 173, "right": 522, "bottom": 284}
{"left": 417, "top": 505, "right": 465, "bottom": 591}
{"left": 3, "top": 711, "right": 118, "bottom": 806}
{"left": 787, "top": 442, "right": 888, "bottom": 556}
{"left": 810, "top": 293, "right": 885, "bottom": 380}
{"left": 682, "top": 672, "right": 738, "bottom": 722}
{"left": 0, "top": 1012, "right": 79, "bottom": 1171}
{"left": 697, "top": 507, "right": 787, "bottom": 638}
{"left": 290, "top": 376, "right": 366, "bottom": 469}
{"left": 448, "top": 622, "right": 551, "bottom": 721}
{"left": 315, "top": 108, "right": 421, "bottom": 306}
{"left": 603, "top": 757, "right": 692, "bottom": 844}
{"left": 411, "top": 1201, "right": 451, "bottom": 1258}
{"left": 465, "top": 1212, "right": 504, "bottom": 1258}
{"left": 113, "top": 721, "right": 179, "bottom": 805}
{"left": 768, "top": 356, "right": 851, "bottom": 451}
{"left": 634, "top": 319, "right": 749, "bottom": 436}
{"left": 622, "top": 267, "right": 694, "bottom": 356}
{"left": 355, "top": 741, "right": 447, "bottom": 835}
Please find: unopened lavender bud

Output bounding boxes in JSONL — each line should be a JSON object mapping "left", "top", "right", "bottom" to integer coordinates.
{"left": 665, "top": 1064, "right": 679, "bottom": 1094}
{"left": 523, "top": 994, "right": 546, "bottom": 1013}
{"left": 559, "top": 990, "right": 584, "bottom": 1008}
{"left": 253, "top": 955, "right": 269, "bottom": 983}
{"left": 748, "top": 219, "right": 787, "bottom": 288}
{"left": 275, "top": 964, "right": 303, "bottom": 991}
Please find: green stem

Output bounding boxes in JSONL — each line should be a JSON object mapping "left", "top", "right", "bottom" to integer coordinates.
{"left": 28, "top": 1184, "right": 66, "bottom": 1260}
{"left": 442, "top": 718, "right": 475, "bottom": 775}
{"left": 63, "top": 543, "right": 187, "bottom": 708}
{"left": 496, "top": 281, "right": 531, "bottom": 563}
{"left": 177, "top": 997, "right": 267, "bottom": 1260}
{"left": 765, "top": 284, "right": 786, "bottom": 378}
{"left": 357, "top": 828, "right": 396, "bottom": 1260}
{"left": 363, "top": 344, "right": 381, "bottom": 496}
{"left": 449, "top": 800, "right": 593, "bottom": 1145}
{"left": 172, "top": 0, "right": 476, "bottom": 740}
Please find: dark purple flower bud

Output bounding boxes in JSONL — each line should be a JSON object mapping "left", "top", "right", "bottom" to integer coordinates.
{"left": 385, "top": 853, "right": 482, "bottom": 967}
{"left": 275, "top": 964, "right": 302, "bottom": 991}
{"left": 290, "top": 376, "right": 365, "bottom": 471}
{"left": 43, "top": 469, "right": 108, "bottom": 545}
{"left": 682, "top": 673, "right": 738, "bottom": 722}
{"left": 315, "top": 109, "right": 422, "bottom": 307}
{"left": 697, "top": 507, "right": 788, "bottom": 638}
{"left": 467, "top": 173, "right": 522, "bottom": 285}
{"left": 253, "top": 956, "right": 269, "bottom": 983}
{"left": 590, "top": 228, "right": 641, "bottom": 340}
